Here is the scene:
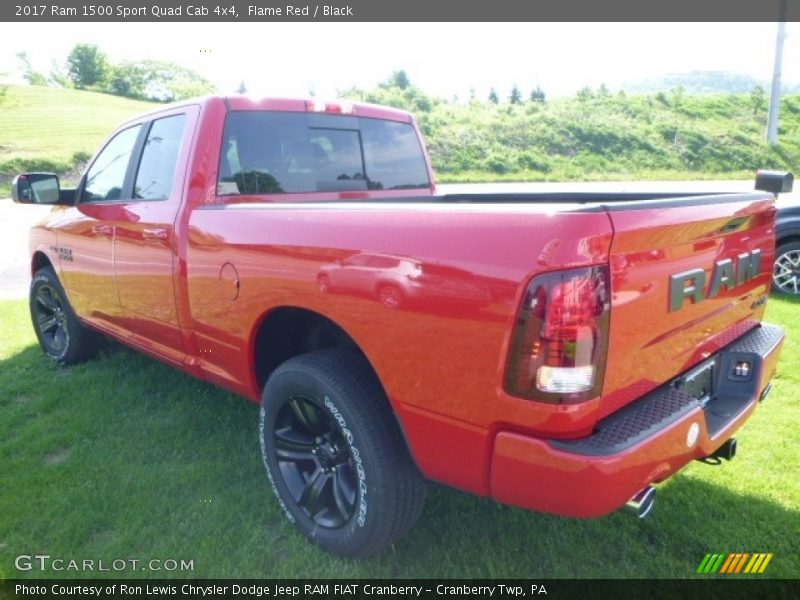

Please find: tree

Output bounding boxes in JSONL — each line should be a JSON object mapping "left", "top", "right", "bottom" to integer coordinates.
{"left": 67, "top": 44, "right": 108, "bottom": 88}
{"left": 509, "top": 85, "right": 522, "bottom": 105}
{"left": 105, "top": 60, "right": 215, "bottom": 102}
{"left": 530, "top": 86, "right": 546, "bottom": 103}
{"left": 749, "top": 85, "right": 766, "bottom": 115}
{"left": 671, "top": 85, "right": 684, "bottom": 110}
{"left": 16, "top": 52, "right": 47, "bottom": 86}
{"left": 488, "top": 88, "right": 499, "bottom": 104}
{"left": 380, "top": 70, "right": 411, "bottom": 90}
{"left": 577, "top": 86, "right": 593, "bottom": 101}
{"left": 105, "top": 63, "right": 147, "bottom": 98}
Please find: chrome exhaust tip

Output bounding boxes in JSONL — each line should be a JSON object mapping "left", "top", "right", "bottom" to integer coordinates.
{"left": 624, "top": 485, "right": 657, "bottom": 518}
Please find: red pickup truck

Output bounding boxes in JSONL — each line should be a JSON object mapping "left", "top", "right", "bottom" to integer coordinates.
{"left": 12, "top": 96, "right": 789, "bottom": 558}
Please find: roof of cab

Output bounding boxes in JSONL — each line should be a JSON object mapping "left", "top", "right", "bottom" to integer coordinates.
{"left": 119, "top": 95, "right": 415, "bottom": 133}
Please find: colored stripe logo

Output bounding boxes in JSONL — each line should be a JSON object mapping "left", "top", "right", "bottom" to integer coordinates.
{"left": 696, "top": 553, "right": 773, "bottom": 574}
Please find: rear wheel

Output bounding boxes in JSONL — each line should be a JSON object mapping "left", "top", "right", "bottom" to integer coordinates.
{"left": 29, "top": 267, "right": 98, "bottom": 365}
{"left": 259, "top": 349, "right": 426, "bottom": 558}
{"left": 773, "top": 241, "right": 800, "bottom": 295}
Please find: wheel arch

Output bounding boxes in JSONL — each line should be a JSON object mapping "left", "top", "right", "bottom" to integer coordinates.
{"left": 776, "top": 233, "right": 800, "bottom": 248}
{"left": 250, "top": 305, "right": 421, "bottom": 461}
{"left": 252, "top": 306, "right": 379, "bottom": 397}
{"left": 31, "top": 251, "right": 54, "bottom": 277}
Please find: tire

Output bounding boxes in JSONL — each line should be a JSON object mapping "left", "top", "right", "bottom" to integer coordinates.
{"left": 772, "top": 241, "right": 800, "bottom": 296}
{"left": 259, "top": 349, "right": 426, "bottom": 558}
{"left": 377, "top": 284, "right": 404, "bottom": 309}
{"left": 29, "top": 266, "right": 98, "bottom": 365}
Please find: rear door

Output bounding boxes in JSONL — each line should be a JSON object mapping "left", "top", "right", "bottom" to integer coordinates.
{"left": 112, "top": 108, "right": 197, "bottom": 364}
{"left": 601, "top": 194, "right": 777, "bottom": 417}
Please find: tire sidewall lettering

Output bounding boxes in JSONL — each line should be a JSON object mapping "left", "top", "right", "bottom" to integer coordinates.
{"left": 323, "top": 395, "right": 367, "bottom": 528}
{"left": 261, "top": 389, "right": 368, "bottom": 531}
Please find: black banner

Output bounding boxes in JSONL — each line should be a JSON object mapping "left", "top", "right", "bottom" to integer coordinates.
{"left": 2, "top": 0, "right": 799, "bottom": 22}
{"left": 2, "top": 579, "right": 800, "bottom": 600}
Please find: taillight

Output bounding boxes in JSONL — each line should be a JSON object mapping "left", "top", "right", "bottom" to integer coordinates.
{"left": 505, "top": 266, "right": 610, "bottom": 403}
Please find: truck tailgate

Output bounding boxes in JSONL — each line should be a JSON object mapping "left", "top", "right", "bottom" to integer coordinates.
{"left": 600, "top": 193, "right": 777, "bottom": 418}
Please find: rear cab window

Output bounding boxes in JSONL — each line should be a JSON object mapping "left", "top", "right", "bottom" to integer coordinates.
{"left": 217, "top": 112, "right": 430, "bottom": 197}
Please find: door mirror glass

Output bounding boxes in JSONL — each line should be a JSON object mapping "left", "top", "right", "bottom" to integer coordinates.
{"left": 11, "top": 173, "right": 62, "bottom": 204}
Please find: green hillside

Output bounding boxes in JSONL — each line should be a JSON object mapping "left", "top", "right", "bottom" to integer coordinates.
{"left": 0, "top": 86, "right": 155, "bottom": 192}
{"left": 348, "top": 83, "right": 800, "bottom": 183}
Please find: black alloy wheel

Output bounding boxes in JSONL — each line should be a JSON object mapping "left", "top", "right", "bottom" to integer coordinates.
{"left": 33, "top": 282, "right": 69, "bottom": 355}
{"left": 29, "top": 266, "right": 98, "bottom": 364}
{"left": 273, "top": 394, "right": 357, "bottom": 528}
{"left": 259, "top": 349, "right": 427, "bottom": 557}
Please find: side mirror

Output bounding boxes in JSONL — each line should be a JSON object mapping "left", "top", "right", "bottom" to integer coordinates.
{"left": 755, "top": 170, "right": 794, "bottom": 196}
{"left": 11, "top": 173, "right": 63, "bottom": 205}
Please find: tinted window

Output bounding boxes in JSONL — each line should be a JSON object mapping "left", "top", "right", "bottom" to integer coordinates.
{"left": 360, "top": 119, "right": 430, "bottom": 191}
{"left": 83, "top": 125, "right": 141, "bottom": 202}
{"left": 218, "top": 112, "right": 430, "bottom": 196}
{"left": 134, "top": 114, "right": 187, "bottom": 201}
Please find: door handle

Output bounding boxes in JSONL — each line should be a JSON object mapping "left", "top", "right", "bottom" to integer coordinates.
{"left": 142, "top": 228, "right": 169, "bottom": 241}
{"left": 91, "top": 224, "right": 113, "bottom": 236}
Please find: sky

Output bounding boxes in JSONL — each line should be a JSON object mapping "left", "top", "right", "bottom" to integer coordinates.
{"left": 0, "top": 22, "right": 797, "bottom": 100}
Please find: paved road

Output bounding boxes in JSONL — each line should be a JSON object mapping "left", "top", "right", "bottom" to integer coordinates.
{"left": 0, "top": 180, "right": 796, "bottom": 300}
{"left": 0, "top": 200, "right": 51, "bottom": 299}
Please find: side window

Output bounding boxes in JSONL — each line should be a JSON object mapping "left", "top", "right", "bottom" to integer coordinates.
{"left": 133, "top": 114, "right": 187, "bottom": 201}
{"left": 83, "top": 125, "right": 142, "bottom": 202}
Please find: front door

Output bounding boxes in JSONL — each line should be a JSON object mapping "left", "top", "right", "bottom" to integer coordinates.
{"left": 54, "top": 123, "right": 143, "bottom": 338}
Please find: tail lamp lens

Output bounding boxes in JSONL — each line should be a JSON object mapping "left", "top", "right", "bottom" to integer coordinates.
{"left": 505, "top": 265, "right": 610, "bottom": 403}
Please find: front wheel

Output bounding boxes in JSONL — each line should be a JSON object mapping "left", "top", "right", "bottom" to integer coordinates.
{"left": 29, "top": 266, "right": 98, "bottom": 365}
{"left": 259, "top": 349, "right": 426, "bottom": 558}
{"left": 773, "top": 241, "right": 800, "bottom": 295}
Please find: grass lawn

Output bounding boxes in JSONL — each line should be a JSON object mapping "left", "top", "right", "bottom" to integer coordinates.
{"left": 0, "top": 86, "right": 154, "bottom": 161}
{"left": 0, "top": 296, "right": 798, "bottom": 579}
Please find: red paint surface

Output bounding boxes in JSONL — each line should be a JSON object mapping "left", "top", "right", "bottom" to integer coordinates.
{"left": 26, "top": 96, "right": 783, "bottom": 514}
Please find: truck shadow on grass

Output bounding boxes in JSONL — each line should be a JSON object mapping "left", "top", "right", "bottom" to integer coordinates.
{"left": 396, "top": 476, "right": 799, "bottom": 578}
{"left": 1, "top": 342, "right": 797, "bottom": 579}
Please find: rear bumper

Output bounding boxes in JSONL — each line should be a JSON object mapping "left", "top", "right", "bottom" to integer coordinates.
{"left": 489, "top": 323, "right": 784, "bottom": 517}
